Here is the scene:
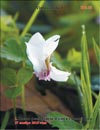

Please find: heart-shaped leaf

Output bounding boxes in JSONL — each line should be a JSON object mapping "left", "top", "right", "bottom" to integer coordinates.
{"left": 1, "top": 38, "right": 25, "bottom": 62}
{"left": 17, "top": 68, "right": 33, "bottom": 85}
{"left": 1, "top": 68, "right": 16, "bottom": 86}
{"left": 4, "top": 86, "right": 22, "bottom": 99}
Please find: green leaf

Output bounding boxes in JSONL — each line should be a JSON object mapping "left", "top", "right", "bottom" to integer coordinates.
{"left": 1, "top": 111, "right": 9, "bottom": 130}
{"left": 92, "top": 38, "right": 100, "bottom": 66}
{"left": 94, "top": 114, "right": 99, "bottom": 129}
{"left": 47, "top": 112, "right": 83, "bottom": 129}
{"left": 0, "top": 68, "right": 16, "bottom": 86}
{"left": 81, "top": 32, "right": 90, "bottom": 88}
{"left": 17, "top": 68, "right": 33, "bottom": 85}
{"left": 19, "top": 37, "right": 28, "bottom": 59}
{"left": 88, "top": 94, "right": 100, "bottom": 129}
{"left": 1, "top": 38, "right": 25, "bottom": 62}
{"left": 81, "top": 30, "right": 93, "bottom": 117}
{"left": 81, "top": 69, "right": 89, "bottom": 119}
{"left": 83, "top": 94, "right": 100, "bottom": 130}
{"left": 66, "top": 48, "right": 81, "bottom": 68}
{"left": 5, "top": 86, "right": 22, "bottom": 99}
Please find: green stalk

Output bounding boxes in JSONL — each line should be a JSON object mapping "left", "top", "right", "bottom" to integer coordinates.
{"left": 21, "top": 60, "right": 26, "bottom": 116}
{"left": 21, "top": 0, "right": 45, "bottom": 36}
{"left": 82, "top": 93, "right": 100, "bottom": 130}
{"left": 81, "top": 25, "right": 93, "bottom": 119}
{"left": 21, "top": 85, "right": 26, "bottom": 116}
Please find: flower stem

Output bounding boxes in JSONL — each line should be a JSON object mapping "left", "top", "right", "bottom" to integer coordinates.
{"left": 21, "top": 85, "right": 26, "bottom": 116}
{"left": 21, "top": 0, "right": 45, "bottom": 36}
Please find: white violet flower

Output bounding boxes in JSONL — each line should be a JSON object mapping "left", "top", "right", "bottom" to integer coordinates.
{"left": 25, "top": 32, "right": 71, "bottom": 81}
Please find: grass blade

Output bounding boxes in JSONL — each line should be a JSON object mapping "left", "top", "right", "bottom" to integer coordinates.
{"left": 83, "top": 93, "right": 100, "bottom": 129}
{"left": 81, "top": 69, "right": 89, "bottom": 120}
{"left": 81, "top": 25, "right": 93, "bottom": 120}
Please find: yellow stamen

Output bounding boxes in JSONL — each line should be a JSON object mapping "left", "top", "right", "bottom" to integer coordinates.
{"left": 45, "top": 56, "right": 50, "bottom": 70}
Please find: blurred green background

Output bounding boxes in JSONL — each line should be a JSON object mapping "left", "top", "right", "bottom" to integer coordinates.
{"left": 1, "top": 0, "right": 99, "bottom": 72}
{"left": 1, "top": 0, "right": 99, "bottom": 49}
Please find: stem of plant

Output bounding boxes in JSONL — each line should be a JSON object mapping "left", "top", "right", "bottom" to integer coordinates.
{"left": 13, "top": 98, "right": 17, "bottom": 118}
{"left": 21, "top": 0, "right": 45, "bottom": 36}
{"left": 21, "top": 85, "right": 26, "bottom": 116}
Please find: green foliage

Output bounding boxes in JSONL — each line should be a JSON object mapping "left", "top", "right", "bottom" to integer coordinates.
{"left": 17, "top": 68, "right": 33, "bottom": 85}
{"left": 5, "top": 87, "right": 22, "bottom": 99}
{"left": 1, "top": 67, "right": 33, "bottom": 99}
{"left": 81, "top": 70, "right": 89, "bottom": 119}
{"left": 81, "top": 29, "right": 93, "bottom": 119}
{"left": 1, "top": 68, "right": 16, "bottom": 86}
{"left": 1, "top": 38, "right": 26, "bottom": 62}
{"left": 59, "top": 13, "right": 95, "bottom": 25}
{"left": 51, "top": 52, "right": 67, "bottom": 70}
{"left": 0, "top": 16, "right": 19, "bottom": 44}
{"left": 51, "top": 49, "right": 82, "bottom": 72}
{"left": 0, "top": 111, "right": 10, "bottom": 130}
{"left": 66, "top": 48, "right": 81, "bottom": 68}
{"left": 47, "top": 26, "right": 99, "bottom": 130}
{"left": 45, "top": 27, "right": 71, "bottom": 39}
{"left": 47, "top": 112, "right": 83, "bottom": 129}
{"left": 1, "top": 16, "right": 18, "bottom": 32}
{"left": 92, "top": 38, "right": 100, "bottom": 66}
{"left": 21, "top": 0, "right": 45, "bottom": 36}
{"left": 83, "top": 94, "right": 100, "bottom": 130}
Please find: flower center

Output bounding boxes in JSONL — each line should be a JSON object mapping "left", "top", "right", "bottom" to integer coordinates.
{"left": 36, "top": 56, "right": 51, "bottom": 80}
{"left": 38, "top": 69, "right": 50, "bottom": 80}
{"left": 42, "top": 70, "right": 50, "bottom": 77}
